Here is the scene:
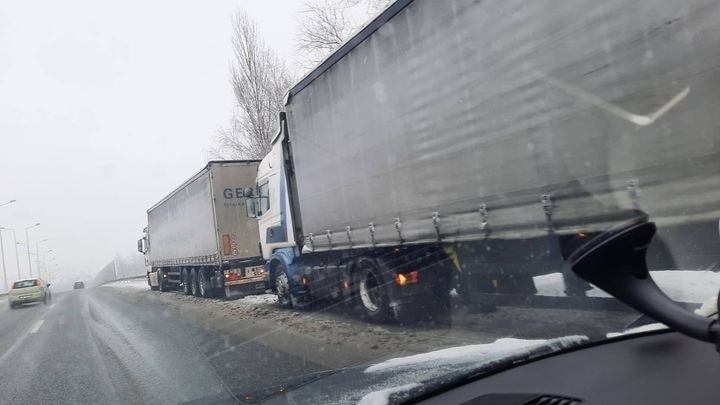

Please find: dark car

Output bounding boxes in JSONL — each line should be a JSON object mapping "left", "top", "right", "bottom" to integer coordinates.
{"left": 73, "top": 281, "right": 85, "bottom": 290}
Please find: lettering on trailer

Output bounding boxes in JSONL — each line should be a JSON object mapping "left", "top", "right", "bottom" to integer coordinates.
{"left": 223, "top": 188, "right": 248, "bottom": 208}
{"left": 223, "top": 188, "right": 246, "bottom": 199}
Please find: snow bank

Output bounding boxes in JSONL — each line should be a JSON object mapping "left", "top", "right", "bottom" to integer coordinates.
{"left": 534, "top": 271, "right": 720, "bottom": 303}
{"left": 365, "top": 336, "right": 587, "bottom": 374}
{"left": 356, "top": 383, "right": 420, "bottom": 405}
{"left": 102, "top": 278, "right": 149, "bottom": 290}
{"left": 533, "top": 273, "right": 565, "bottom": 297}
{"left": 231, "top": 293, "right": 277, "bottom": 306}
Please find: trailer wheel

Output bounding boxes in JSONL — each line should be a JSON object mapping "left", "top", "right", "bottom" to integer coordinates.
{"left": 181, "top": 268, "right": 192, "bottom": 295}
{"left": 274, "top": 264, "right": 293, "bottom": 309}
{"left": 190, "top": 269, "right": 200, "bottom": 297}
{"left": 158, "top": 269, "right": 167, "bottom": 292}
{"left": 355, "top": 258, "right": 392, "bottom": 322}
{"left": 198, "top": 269, "right": 212, "bottom": 298}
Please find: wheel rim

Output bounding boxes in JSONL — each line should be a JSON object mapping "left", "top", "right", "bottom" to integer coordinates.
{"left": 183, "top": 269, "right": 190, "bottom": 293}
{"left": 199, "top": 272, "right": 207, "bottom": 296}
{"left": 276, "top": 272, "right": 290, "bottom": 303}
{"left": 359, "top": 270, "right": 381, "bottom": 313}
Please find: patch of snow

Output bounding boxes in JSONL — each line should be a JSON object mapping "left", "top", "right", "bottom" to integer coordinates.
{"left": 533, "top": 273, "right": 565, "bottom": 296}
{"left": 652, "top": 271, "right": 720, "bottom": 304}
{"left": 234, "top": 293, "right": 277, "bottom": 305}
{"left": 356, "top": 383, "right": 420, "bottom": 405}
{"left": 534, "top": 271, "right": 720, "bottom": 304}
{"left": 365, "top": 336, "right": 587, "bottom": 374}
{"left": 694, "top": 295, "right": 718, "bottom": 317}
{"left": 606, "top": 323, "right": 667, "bottom": 338}
{"left": 586, "top": 287, "right": 612, "bottom": 298}
{"left": 102, "top": 278, "right": 149, "bottom": 290}
{"left": 450, "top": 288, "right": 459, "bottom": 298}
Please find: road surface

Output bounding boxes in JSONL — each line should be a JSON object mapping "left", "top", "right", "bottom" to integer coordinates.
{"left": 0, "top": 281, "right": 638, "bottom": 404}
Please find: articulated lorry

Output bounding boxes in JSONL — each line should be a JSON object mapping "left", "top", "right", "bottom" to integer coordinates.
{"left": 244, "top": 0, "right": 720, "bottom": 321}
{"left": 138, "top": 161, "right": 266, "bottom": 299}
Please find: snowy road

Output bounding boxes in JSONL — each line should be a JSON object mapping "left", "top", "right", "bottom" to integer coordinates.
{"left": 2, "top": 273, "right": 713, "bottom": 403}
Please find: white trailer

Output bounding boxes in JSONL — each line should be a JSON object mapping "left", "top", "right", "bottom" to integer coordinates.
{"left": 138, "top": 161, "right": 266, "bottom": 299}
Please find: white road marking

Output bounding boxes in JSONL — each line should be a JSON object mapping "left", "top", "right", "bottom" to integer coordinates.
{"left": 29, "top": 320, "right": 44, "bottom": 334}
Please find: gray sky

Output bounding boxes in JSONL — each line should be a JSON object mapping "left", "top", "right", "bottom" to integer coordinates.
{"left": 0, "top": 0, "right": 304, "bottom": 287}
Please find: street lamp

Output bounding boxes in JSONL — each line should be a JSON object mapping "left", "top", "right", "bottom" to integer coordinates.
{"left": 1, "top": 228, "right": 22, "bottom": 280}
{"left": 0, "top": 228, "right": 6, "bottom": 292}
{"left": 40, "top": 250, "right": 53, "bottom": 279}
{"left": 0, "top": 200, "right": 17, "bottom": 292}
{"left": 15, "top": 241, "right": 26, "bottom": 279}
{"left": 25, "top": 223, "right": 40, "bottom": 278}
{"left": 35, "top": 239, "right": 48, "bottom": 275}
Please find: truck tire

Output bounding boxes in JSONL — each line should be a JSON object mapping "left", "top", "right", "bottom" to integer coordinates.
{"left": 181, "top": 268, "right": 192, "bottom": 295}
{"left": 274, "top": 264, "right": 293, "bottom": 309}
{"left": 355, "top": 258, "right": 393, "bottom": 323}
{"left": 190, "top": 269, "right": 200, "bottom": 297}
{"left": 158, "top": 269, "right": 167, "bottom": 292}
{"left": 198, "top": 269, "right": 212, "bottom": 298}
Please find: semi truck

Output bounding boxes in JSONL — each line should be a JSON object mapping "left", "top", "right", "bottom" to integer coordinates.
{"left": 138, "top": 161, "right": 267, "bottom": 299}
{"left": 244, "top": 0, "right": 720, "bottom": 321}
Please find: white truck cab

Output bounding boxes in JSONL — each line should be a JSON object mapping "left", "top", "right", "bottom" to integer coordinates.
{"left": 247, "top": 118, "right": 297, "bottom": 260}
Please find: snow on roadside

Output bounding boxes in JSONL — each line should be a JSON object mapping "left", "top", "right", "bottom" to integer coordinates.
{"left": 364, "top": 335, "right": 587, "bottom": 374}
{"left": 102, "top": 278, "right": 149, "bottom": 290}
{"left": 534, "top": 271, "right": 720, "bottom": 303}
{"left": 229, "top": 293, "right": 277, "bottom": 306}
{"left": 533, "top": 273, "right": 565, "bottom": 297}
{"left": 357, "top": 383, "right": 420, "bottom": 405}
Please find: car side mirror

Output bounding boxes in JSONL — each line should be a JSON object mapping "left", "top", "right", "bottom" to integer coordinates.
{"left": 570, "top": 215, "right": 719, "bottom": 350}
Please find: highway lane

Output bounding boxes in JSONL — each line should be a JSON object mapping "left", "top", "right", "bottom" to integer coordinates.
{"left": 0, "top": 288, "right": 327, "bottom": 405}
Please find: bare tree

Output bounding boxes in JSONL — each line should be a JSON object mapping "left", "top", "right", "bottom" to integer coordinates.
{"left": 212, "top": 12, "right": 293, "bottom": 160}
{"left": 296, "top": 0, "right": 391, "bottom": 70}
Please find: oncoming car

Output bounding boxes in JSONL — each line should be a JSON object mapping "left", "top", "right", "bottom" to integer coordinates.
{"left": 8, "top": 279, "right": 52, "bottom": 309}
{"left": 73, "top": 281, "right": 85, "bottom": 290}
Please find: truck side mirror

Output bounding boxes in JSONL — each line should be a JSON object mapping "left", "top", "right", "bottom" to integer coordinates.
{"left": 137, "top": 239, "right": 143, "bottom": 253}
{"left": 246, "top": 197, "right": 258, "bottom": 218}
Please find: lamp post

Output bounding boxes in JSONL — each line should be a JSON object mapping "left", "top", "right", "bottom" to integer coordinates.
{"left": 0, "top": 200, "right": 16, "bottom": 292}
{"left": 35, "top": 239, "right": 48, "bottom": 276}
{"left": 0, "top": 228, "right": 6, "bottom": 292}
{"left": 25, "top": 223, "right": 40, "bottom": 277}
{"left": 40, "top": 250, "right": 53, "bottom": 280}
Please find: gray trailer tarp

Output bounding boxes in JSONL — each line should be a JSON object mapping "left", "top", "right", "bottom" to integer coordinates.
{"left": 286, "top": 0, "right": 720, "bottom": 252}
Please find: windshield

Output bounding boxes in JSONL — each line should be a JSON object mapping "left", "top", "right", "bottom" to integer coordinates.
{"left": 1, "top": 1, "right": 719, "bottom": 404}
{"left": 12, "top": 280, "right": 37, "bottom": 289}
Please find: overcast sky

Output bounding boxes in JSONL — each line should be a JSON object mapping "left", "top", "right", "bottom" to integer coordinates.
{"left": 0, "top": 0, "right": 307, "bottom": 288}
